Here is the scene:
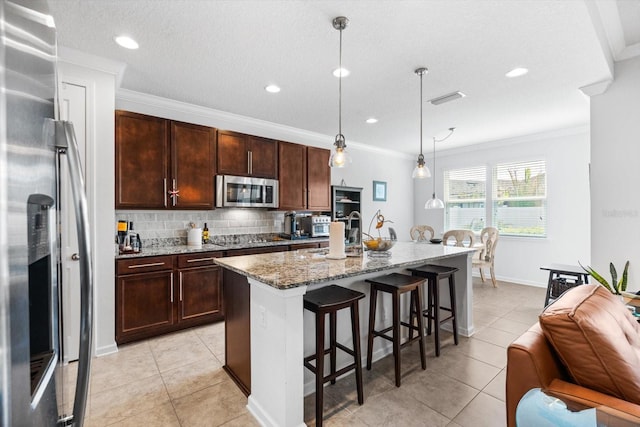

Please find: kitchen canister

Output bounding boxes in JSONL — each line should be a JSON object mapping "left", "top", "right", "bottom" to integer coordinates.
{"left": 187, "top": 223, "right": 202, "bottom": 247}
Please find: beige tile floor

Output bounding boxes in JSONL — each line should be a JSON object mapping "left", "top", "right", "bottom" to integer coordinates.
{"left": 57, "top": 278, "right": 546, "bottom": 426}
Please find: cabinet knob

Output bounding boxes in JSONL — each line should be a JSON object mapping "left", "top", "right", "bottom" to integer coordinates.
{"left": 71, "top": 253, "right": 80, "bottom": 261}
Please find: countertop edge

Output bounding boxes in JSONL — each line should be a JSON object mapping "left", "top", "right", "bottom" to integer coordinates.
{"left": 215, "top": 247, "right": 474, "bottom": 290}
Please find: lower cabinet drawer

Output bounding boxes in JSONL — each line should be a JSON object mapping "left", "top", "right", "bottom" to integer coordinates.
{"left": 177, "top": 251, "right": 222, "bottom": 269}
{"left": 117, "top": 255, "right": 174, "bottom": 275}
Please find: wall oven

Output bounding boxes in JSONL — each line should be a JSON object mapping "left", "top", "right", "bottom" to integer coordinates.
{"left": 216, "top": 175, "right": 279, "bottom": 208}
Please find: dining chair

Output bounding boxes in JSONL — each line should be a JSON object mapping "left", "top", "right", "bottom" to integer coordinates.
{"left": 442, "top": 229, "right": 476, "bottom": 248}
{"left": 409, "top": 225, "right": 435, "bottom": 242}
{"left": 472, "top": 227, "right": 499, "bottom": 287}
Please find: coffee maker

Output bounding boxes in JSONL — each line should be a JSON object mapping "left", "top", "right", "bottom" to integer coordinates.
{"left": 283, "top": 211, "right": 300, "bottom": 238}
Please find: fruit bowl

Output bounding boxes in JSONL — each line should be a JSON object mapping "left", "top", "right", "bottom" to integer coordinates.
{"left": 363, "top": 238, "right": 396, "bottom": 252}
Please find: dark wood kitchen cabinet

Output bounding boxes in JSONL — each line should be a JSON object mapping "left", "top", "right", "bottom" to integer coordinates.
{"left": 170, "top": 121, "right": 216, "bottom": 209}
{"left": 278, "top": 141, "right": 306, "bottom": 210}
{"left": 176, "top": 252, "right": 223, "bottom": 324}
{"left": 217, "top": 130, "right": 277, "bottom": 179}
{"left": 115, "top": 111, "right": 169, "bottom": 209}
{"left": 306, "top": 146, "right": 331, "bottom": 210}
{"left": 116, "top": 252, "right": 223, "bottom": 345}
{"left": 115, "top": 110, "right": 216, "bottom": 209}
{"left": 278, "top": 141, "right": 331, "bottom": 211}
{"left": 116, "top": 255, "right": 175, "bottom": 344}
{"left": 223, "top": 269, "right": 251, "bottom": 396}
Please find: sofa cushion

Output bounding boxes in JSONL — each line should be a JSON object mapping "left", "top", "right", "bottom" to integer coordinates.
{"left": 539, "top": 284, "right": 640, "bottom": 405}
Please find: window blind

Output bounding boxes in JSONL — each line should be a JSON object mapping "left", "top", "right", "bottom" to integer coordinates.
{"left": 492, "top": 160, "right": 546, "bottom": 237}
{"left": 444, "top": 166, "right": 486, "bottom": 231}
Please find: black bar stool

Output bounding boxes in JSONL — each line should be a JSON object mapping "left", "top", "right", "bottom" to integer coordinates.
{"left": 408, "top": 264, "right": 459, "bottom": 357}
{"left": 365, "top": 273, "right": 426, "bottom": 387}
{"left": 303, "top": 285, "right": 365, "bottom": 427}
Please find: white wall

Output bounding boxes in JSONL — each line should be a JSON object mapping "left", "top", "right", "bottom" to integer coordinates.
{"left": 414, "top": 128, "right": 591, "bottom": 286}
{"left": 591, "top": 55, "right": 640, "bottom": 291}
{"left": 57, "top": 59, "right": 117, "bottom": 356}
{"left": 330, "top": 149, "right": 415, "bottom": 242}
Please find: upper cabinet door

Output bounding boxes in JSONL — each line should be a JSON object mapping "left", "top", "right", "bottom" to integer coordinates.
{"left": 217, "top": 130, "right": 248, "bottom": 176}
{"left": 171, "top": 122, "right": 216, "bottom": 209}
{"left": 278, "top": 141, "right": 307, "bottom": 210}
{"left": 115, "top": 111, "right": 169, "bottom": 209}
{"left": 306, "top": 147, "right": 331, "bottom": 211}
{"left": 217, "top": 131, "right": 278, "bottom": 178}
{"left": 247, "top": 136, "right": 277, "bottom": 179}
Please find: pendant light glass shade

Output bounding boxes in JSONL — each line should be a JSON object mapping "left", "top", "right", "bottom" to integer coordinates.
{"left": 412, "top": 155, "right": 430, "bottom": 178}
{"left": 412, "top": 67, "right": 431, "bottom": 179}
{"left": 425, "top": 194, "right": 445, "bottom": 209}
{"left": 329, "top": 134, "right": 352, "bottom": 168}
{"left": 329, "top": 16, "right": 351, "bottom": 168}
{"left": 425, "top": 128, "right": 456, "bottom": 210}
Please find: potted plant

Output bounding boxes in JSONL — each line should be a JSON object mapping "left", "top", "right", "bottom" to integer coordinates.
{"left": 580, "top": 261, "right": 629, "bottom": 295}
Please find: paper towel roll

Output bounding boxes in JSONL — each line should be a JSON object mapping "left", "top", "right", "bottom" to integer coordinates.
{"left": 187, "top": 228, "right": 202, "bottom": 247}
{"left": 327, "top": 222, "right": 346, "bottom": 259}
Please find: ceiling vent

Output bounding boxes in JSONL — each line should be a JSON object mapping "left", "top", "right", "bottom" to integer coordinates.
{"left": 428, "top": 91, "right": 466, "bottom": 105}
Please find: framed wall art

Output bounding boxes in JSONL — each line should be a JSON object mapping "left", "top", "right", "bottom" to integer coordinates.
{"left": 373, "top": 180, "right": 387, "bottom": 201}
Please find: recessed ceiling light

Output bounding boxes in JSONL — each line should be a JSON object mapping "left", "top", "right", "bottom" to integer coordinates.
{"left": 505, "top": 67, "right": 528, "bottom": 78}
{"left": 114, "top": 35, "right": 139, "bottom": 50}
{"left": 365, "top": 118, "right": 378, "bottom": 124}
{"left": 265, "top": 85, "right": 281, "bottom": 93}
{"left": 333, "top": 68, "right": 350, "bottom": 77}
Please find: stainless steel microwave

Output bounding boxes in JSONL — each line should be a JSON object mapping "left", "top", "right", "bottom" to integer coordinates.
{"left": 216, "top": 175, "right": 279, "bottom": 208}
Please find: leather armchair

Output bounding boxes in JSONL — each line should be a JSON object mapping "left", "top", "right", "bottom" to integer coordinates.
{"left": 506, "top": 323, "right": 640, "bottom": 426}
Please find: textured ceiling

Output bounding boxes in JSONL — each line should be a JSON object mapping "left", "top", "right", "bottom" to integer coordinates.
{"left": 49, "top": 0, "right": 619, "bottom": 154}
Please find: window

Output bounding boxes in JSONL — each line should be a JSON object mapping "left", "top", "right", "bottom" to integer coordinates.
{"left": 493, "top": 160, "right": 546, "bottom": 237}
{"left": 444, "top": 166, "right": 486, "bottom": 231}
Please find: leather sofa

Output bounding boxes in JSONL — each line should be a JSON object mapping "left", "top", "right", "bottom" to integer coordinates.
{"left": 506, "top": 285, "right": 640, "bottom": 427}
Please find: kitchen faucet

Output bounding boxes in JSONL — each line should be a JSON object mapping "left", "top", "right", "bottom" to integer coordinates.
{"left": 346, "top": 211, "right": 362, "bottom": 255}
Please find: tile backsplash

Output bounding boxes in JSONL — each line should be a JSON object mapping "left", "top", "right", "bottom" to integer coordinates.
{"left": 116, "top": 209, "right": 285, "bottom": 247}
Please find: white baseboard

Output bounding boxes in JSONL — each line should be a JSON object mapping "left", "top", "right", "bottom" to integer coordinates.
{"left": 94, "top": 342, "right": 118, "bottom": 357}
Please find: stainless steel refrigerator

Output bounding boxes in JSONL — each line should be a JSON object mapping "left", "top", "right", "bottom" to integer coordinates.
{"left": 0, "top": 0, "right": 93, "bottom": 426}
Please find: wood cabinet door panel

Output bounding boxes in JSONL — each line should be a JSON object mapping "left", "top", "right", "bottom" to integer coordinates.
{"left": 278, "top": 141, "right": 306, "bottom": 210}
{"left": 116, "top": 271, "right": 174, "bottom": 343}
{"left": 306, "top": 147, "right": 331, "bottom": 211}
{"left": 115, "top": 111, "right": 169, "bottom": 209}
{"left": 178, "top": 267, "right": 222, "bottom": 322}
{"left": 223, "top": 269, "right": 251, "bottom": 395}
{"left": 171, "top": 121, "right": 216, "bottom": 209}
{"left": 217, "top": 131, "right": 248, "bottom": 176}
{"left": 248, "top": 136, "right": 277, "bottom": 178}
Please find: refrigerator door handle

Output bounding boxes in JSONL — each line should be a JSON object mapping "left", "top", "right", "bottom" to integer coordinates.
{"left": 55, "top": 120, "right": 93, "bottom": 427}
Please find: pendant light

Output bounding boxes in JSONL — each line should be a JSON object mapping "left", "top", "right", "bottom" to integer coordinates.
{"left": 425, "top": 127, "right": 456, "bottom": 209}
{"left": 412, "top": 67, "right": 431, "bottom": 179}
{"left": 329, "top": 16, "right": 352, "bottom": 168}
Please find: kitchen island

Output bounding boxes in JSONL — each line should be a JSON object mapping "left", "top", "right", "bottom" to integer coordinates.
{"left": 215, "top": 242, "right": 476, "bottom": 427}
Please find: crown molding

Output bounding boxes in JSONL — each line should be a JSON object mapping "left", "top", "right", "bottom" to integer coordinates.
{"left": 116, "top": 88, "right": 412, "bottom": 159}
{"left": 436, "top": 124, "right": 589, "bottom": 157}
{"left": 579, "top": 78, "right": 613, "bottom": 96}
{"left": 57, "top": 46, "right": 126, "bottom": 87}
{"left": 586, "top": 0, "right": 640, "bottom": 63}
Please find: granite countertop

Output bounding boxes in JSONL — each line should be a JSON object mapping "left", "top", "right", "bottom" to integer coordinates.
{"left": 115, "top": 237, "right": 329, "bottom": 259}
{"left": 214, "top": 241, "right": 476, "bottom": 290}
